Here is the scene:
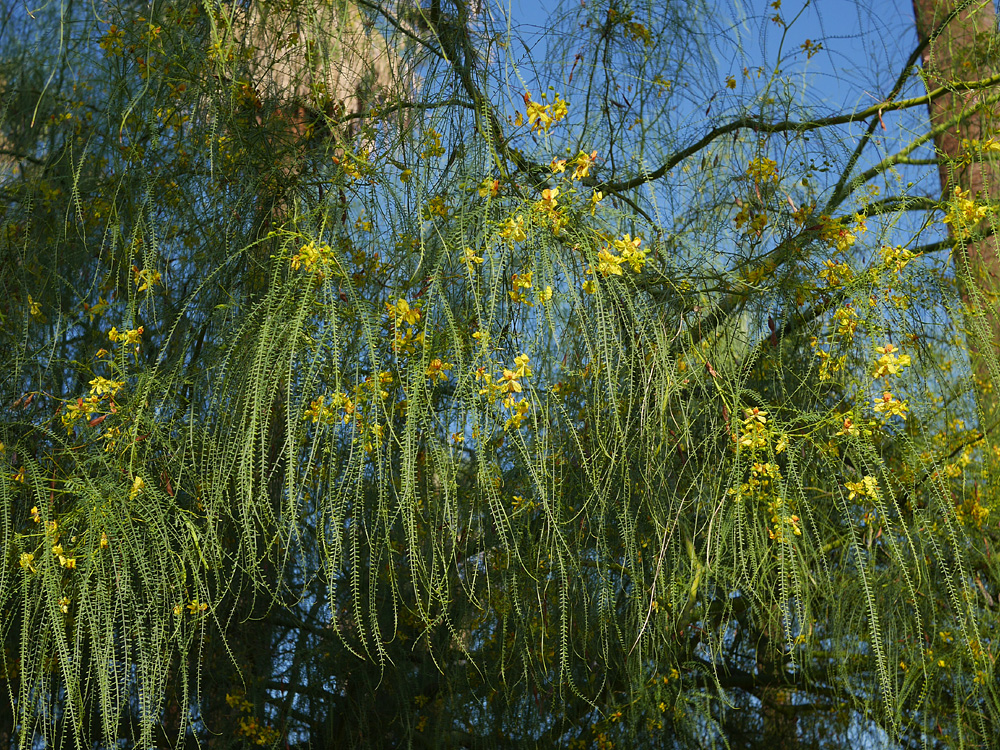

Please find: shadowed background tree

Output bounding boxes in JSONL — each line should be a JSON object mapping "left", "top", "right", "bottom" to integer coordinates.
{"left": 2, "top": 0, "right": 1000, "bottom": 748}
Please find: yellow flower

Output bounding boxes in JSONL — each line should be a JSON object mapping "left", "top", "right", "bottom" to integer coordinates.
{"left": 614, "top": 234, "right": 647, "bottom": 271}
{"left": 833, "top": 306, "right": 860, "bottom": 340}
{"left": 504, "top": 398, "right": 532, "bottom": 431}
{"left": 462, "top": 247, "right": 484, "bottom": 271}
{"left": 540, "top": 187, "right": 559, "bottom": 210}
{"left": 845, "top": 479, "right": 868, "bottom": 501}
{"left": 513, "top": 353, "right": 532, "bottom": 378}
{"left": 873, "top": 391, "right": 908, "bottom": 420}
{"left": 835, "top": 417, "right": 860, "bottom": 437}
{"left": 526, "top": 99, "right": 553, "bottom": 132}
{"left": 500, "top": 215, "right": 528, "bottom": 243}
{"left": 425, "top": 359, "right": 453, "bottom": 382}
{"left": 424, "top": 195, "right": 449, "bottom": 218}
{"left": 549, "top": 95, "right": 569, "bottom": 122}
{"left": 572, "top": 151, "right": 597, "bottom": 180}
{"left": 818, "top": 259, "right": 852, "bottom": 287}
{"left": 387, "top": 298, "right": 421, "bottom": 326}
{"left": 746, "top": 156, "right": 778, "bottom": 183}
{"left": 873, "top": 343, "right": 911, "bottom": 379}
{"left": 943, "top": 186, "right": 990, "bottom": 237}
{"left": 420, "top": 128, "right": 445, "bottom": 158}
{"left": 108, "top": 326, "right": 144, "bottom": 347}
{"left": 880, "top": 245, "right": 915, "bottom": 273}
{"left": 19, "top": 552, "right": 35, "bottom": 571}
{"left": 89, "top": 377, "right": 124, "bottom": 397}
{"left": 550, "top": 158, "right": 567, "bottom": 174}
{"left": 130, "top": 475, "right": 145, "bottom": 499}
{"left": 510, "top": 271, "right": 534, "bottom": 305}
{"left": 589, "top": 248, "right": 624, "bottom": 277}
{"left": 501, "top": 369, "right": 523, "bottom": 394}
{"left": 27, "top": 294, "right": 43, "bottom": 320}
{"left": 478, "top": 178, "right": 500, "bottom": 197}
{"left": 134, "top": 268, "right": 162, "bottom": 292}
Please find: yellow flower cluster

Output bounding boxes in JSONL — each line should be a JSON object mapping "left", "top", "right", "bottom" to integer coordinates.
{"left": 572, "top": 150, "right": 597, "bottom": 181}
{"left": 524, "top": 92, "right": 569, "bottom": 134}
{"left": 746, "top": 156, "right": 779, "bottom": 184}
{"left": 872, "top": 342, "right": 911, "bottom": 380}
{"left": 734, "top": 204, "right": 768, "bottom": 236}
{"left": 61, "top": 369, "right": 126, "bottom": 434}
{"left": 51, "top": 541, "right": 77, "bottom": 569}
{"left": 461, "top": 246, "right": 484, "bottom": 271}
{"left": 736, "top": 407, "right": 770, "bottom": 450}
{"left": 844, "top": 475, "right": 878, "bottom": 501}
{"left": 27, "top": 295, "right": 43, "bottom": 321}
{"left": 509, "top": 271, "right": 533, "bottom": 305}
{"left": 880, "top": 245, "right": 915, "bottom": 274}
{"left": 535, "top": 187, "right": 569, "bottom": 234}
{"left": 942, "top": 186, "right": 991, "bottom": 238}
{"left": 99, "top": 24, "right": 125, "bottom": 56}
{"left": 425, "top": 358, "right": 453, "bottom": 382}
{"left": 423, "top": 195, "right": 449, "bottom": 219}
{"left": 818, "top": 259, "right": 852, "bottom": 288}
{"left": 585, "top": 234, "right": 647, "bottom": 281}
{"left": 133, "top": 267, "right": 162, "bottom": 292}
{"left": 89, "top": 376, "right": 124, "bottom": 398}
{"left": 810, "top": 337, "right": 846, "bottom": 381}
{"left": 303, "top": 393, "right": 353, "bottom": 426}
{"left": 478, "top": 178, "right": 500, "bottom": 197}
{"left": 817, "top": 215, "right": 859, "bottom": 252}
{"left": 290, "top": 241, "right": 336, "bottom": 277}
{"left": 61, "top": 396, "right": 101, "bottom": 432}
{"left": 833, "top": 305, "right": 860, "bottom": 340}
{"left": 873, "top": 391, "right": 908, "bottom": 420}
{"left": 181, "top": 599, "right": 208, "bottom": 615}
{"left": 387, "top": 298, "right": 421, "bottom": 327}
{"left": 500, "top": 215, "right": 528, "bottom": 243}
{"left": 728, "top": 449, "right": 800, "bottom": 542}
{"left": 393, "top": 326, "right": 425, "bottom": 356}
{"left": 539, "top": 188, "right": 559, "bottom": 211}
{"left": 613, "top": 234, "right": 647, "bottom": 271}
{"left": 386, "top": 299, "right": 426, "bottom": 355}
{"left": 108, "top": 326, "right": 144, "bottom": 347}
{"left": 129, "top": 475, "right": 145, "bottom": 500}
{"left": 956, "top": 490, "right": 991, "bottom": 527}
{"left": 476, "top": 354, "right": 534, "bottom": 430}
{"left": 420, "top": 128, "right": 445, "bottom": 158}
{"left": 304, "top": 373, "right": 393, "bottom": 452}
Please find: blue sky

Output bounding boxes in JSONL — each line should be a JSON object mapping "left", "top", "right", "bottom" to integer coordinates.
{"left": 504, "top": 0, "right": 925, "bottom": 110}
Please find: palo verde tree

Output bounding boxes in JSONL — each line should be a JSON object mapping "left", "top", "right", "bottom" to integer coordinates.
{"left": 2, "top": 0, "right": 1000, "bottom": 748}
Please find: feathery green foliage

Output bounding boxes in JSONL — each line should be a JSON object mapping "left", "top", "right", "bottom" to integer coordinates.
{"left": 2, "top": 0, "right": 1000, "bottom": 747}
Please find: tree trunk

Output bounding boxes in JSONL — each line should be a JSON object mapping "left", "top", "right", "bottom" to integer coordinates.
{"left": 912, "top": 0, "right": 1000, "bottom": 427}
